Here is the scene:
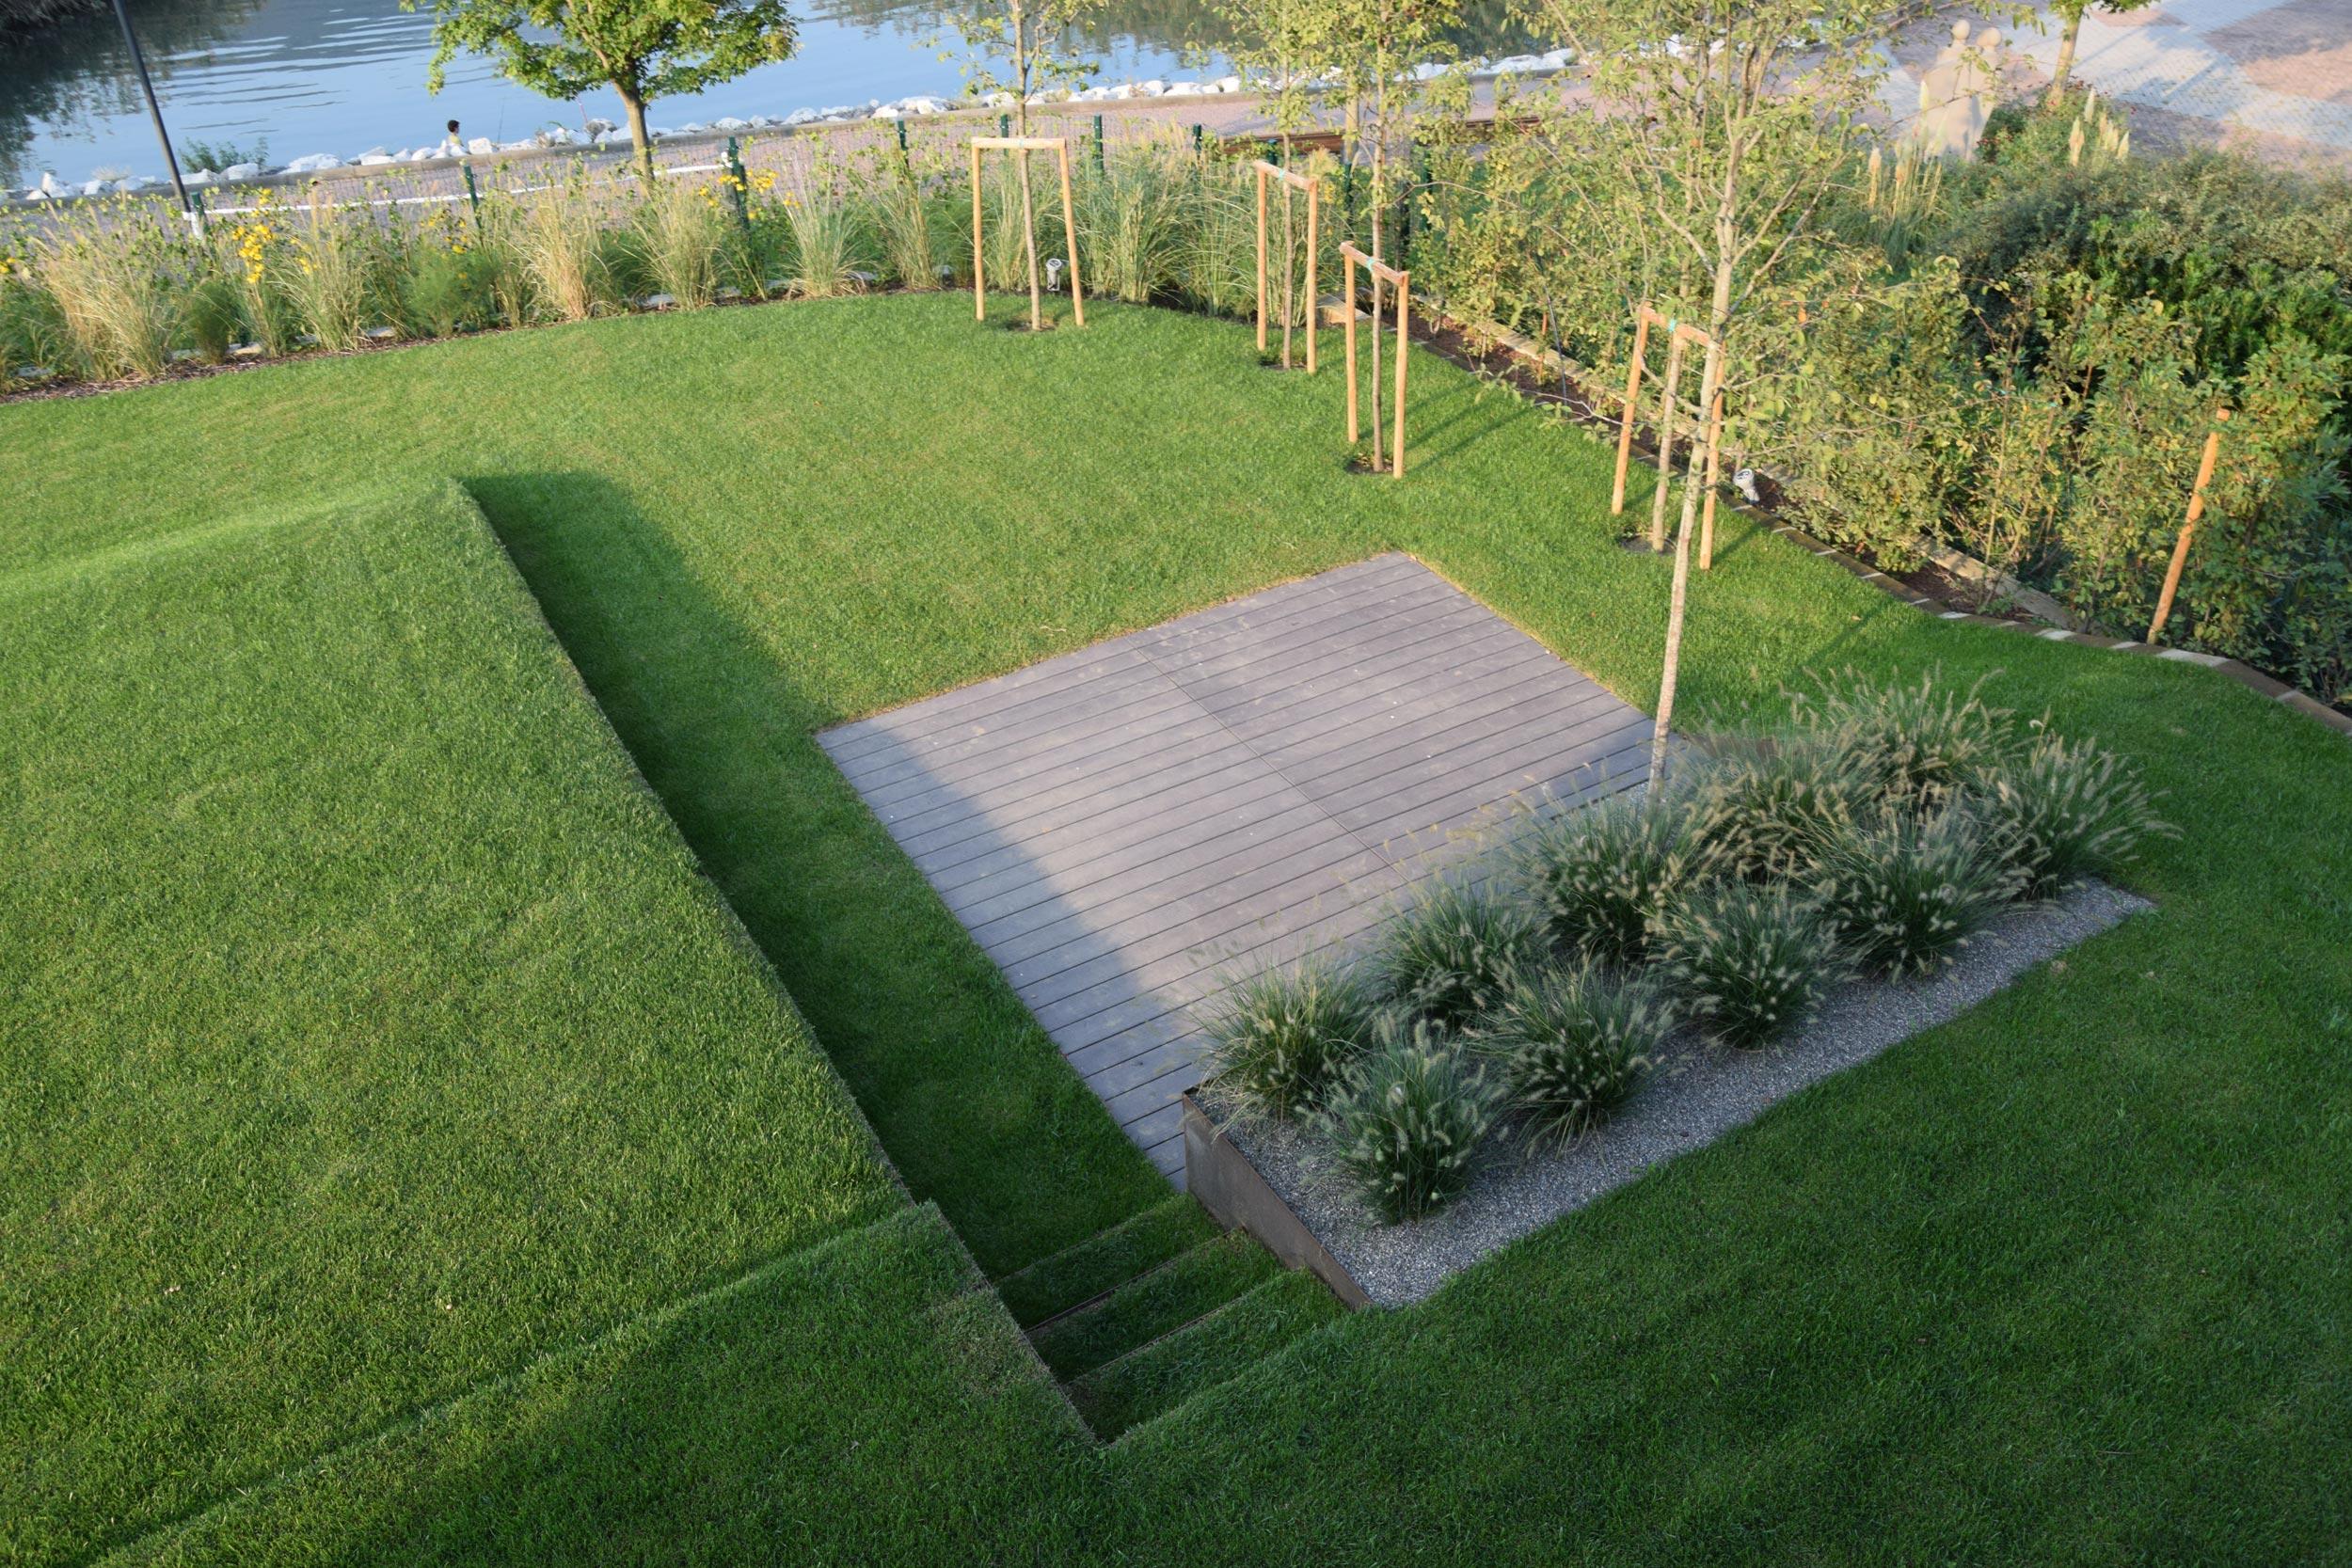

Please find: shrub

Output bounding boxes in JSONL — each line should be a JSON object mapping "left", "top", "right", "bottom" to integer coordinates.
{"left": 1974, "top": 734, "right": 2171, "bottom": 897}
{"left": 1478, "top": 962, "right": 1671, "bottom": 1142}
{"left": 1318, "top": 1018, "right": 1499, "bottom": 1222}
{"left": 1200, "top": 958, "right": 1380, "bottom": 1120}
{"left": 1656, "top": 882, "right": 1841, "bottom": 1048}
{"left": 1786, "top": 669, "right": 2026, "bottom": 809}
{"left": 1810, "top": 804, "right": 2014, "bottom": 975}
{"left": 1518, "top": 786, "right": 1711, "bottom": 966}
{"left": 1375, "top": 879, "right": 1543, "bottom": 1029}
{"left": 1687, "top": 737, "right": 1867, "bottom": 880}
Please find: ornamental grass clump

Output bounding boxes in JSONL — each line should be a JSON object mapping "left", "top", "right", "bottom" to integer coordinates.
{"left": 1975, "top": 733, "right": 2172, "bottom": 897}
{"left": 1478, "top": 962, "right": 1672, "bottom": 1143}
{"left": 1518, "top": 786, "right": 1710, "bottom": 966}
{"left": 1201, "top": 958, "right": 1381, "bottom": 1120}
{"left": 1687, "top": 737, "right": 1867, "bottom": 881}
{"left": 282, "top": 196, "right": 375, "bottom": 352}
{"left": 1375, "top": 879, "right": 1543, "bottom": 1029}
{"left": 1810, "top": 805, "right": 2014, "bottom": 975}
{"left": 1656, "top": 882, "right": 1841, "bottom": 1049}
{"left": 1319, "top": 1018, "right": 1499, "bottom": 1222}
{"left": 1788, "top": 668, "right": 2026, "bottom": 809}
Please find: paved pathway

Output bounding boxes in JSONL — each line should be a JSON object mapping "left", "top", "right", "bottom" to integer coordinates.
{"left": 819, "top": 556, "right": 1654, "bottom": 1183}
{"left": 1884, "top": 0, "right": 2352, "bottom": 161}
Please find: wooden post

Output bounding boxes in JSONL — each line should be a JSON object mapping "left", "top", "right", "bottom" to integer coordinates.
{"left": 1392, "top": 273, "right": 1409, "bottom": 479}
{"left": 1304, "top": 180, "right": 1317, "bottom": 374}
{"left": 1646, "top": 328, "right": 1687, "bottom": 552}
{"left": 2149, "top": 408, "right": 2229, "bottom": 644}
{"left": 1058, "top": 140, "right": 1084, "bottom": 327}
{"left": 1255, "top": 163, "right": 1269, "bottom": 355}
{"left": 970, "top": 140, "right": 984, "bottom": 321}
{"left": 1343, "top": 248, "right": 1359, "bottom": 442}
{"left": 1698, "top": 388, "right": 1724, "bottom": 570}
{"left": 1613, "top": 306, "right": 1654, "bottom": 515}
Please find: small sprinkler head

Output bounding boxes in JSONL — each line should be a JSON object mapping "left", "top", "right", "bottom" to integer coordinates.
{"left": 936, "top": 262, "right": 954, "bottom": 284}
{"left": 1045, "top": 257, "right": 1065, "bottom": 293}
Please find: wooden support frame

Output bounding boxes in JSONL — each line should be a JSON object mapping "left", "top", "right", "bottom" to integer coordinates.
{"left": 2149, "top": 407, "right": 2230, "bottom": 644}
{"left": 968, "top": 135, "right": 1085, "bottom": 329}
{"left": 1613, "top": 303, "right": 1725, "bottom": 563}
{"left": 1252, "top": 159, "right": 1320, "bottom": 372}
{"left": 1339, "top": 243, "right": 1409, "bottom": 479}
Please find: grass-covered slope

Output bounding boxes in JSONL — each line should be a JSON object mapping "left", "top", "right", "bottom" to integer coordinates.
{"left": 0, "top": 482, "right": 898, "bottom": 1565}
{"left": 107, "top": 1204, "right": 1085, "bottom": 1568}
{"left": 4, "top": 295, "right": 2348, "bottom": 1561}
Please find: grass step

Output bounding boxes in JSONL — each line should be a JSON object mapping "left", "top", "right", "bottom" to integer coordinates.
{"left": 995, "top": 1195, "right": 1218, "bottom": 1329}
{"left": 1027, "top": 1230, "right": 1279, "bottom": 1381}
{"left": 1067, "top": 1269, "right": 1345, "bottom": 1439}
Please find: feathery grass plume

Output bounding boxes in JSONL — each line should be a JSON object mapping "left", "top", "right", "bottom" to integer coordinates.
{"left": 1809, "top": 804, "right": 2014, "bottom": 975}
{"left": 632, "top": 175, "right": 723, "bottom": 309}
{"left": 864, "top": 159, "right": 940, "bottom": 289}
{"left": 1075, "top": 140, "right": 1190, "bottom": 305}
{"left": 1655, "top": 881, "right": 1841, "bottom": 1048}
{"left": 1318, "top": 1016, "right": 1499, "bottom": 1222}
{"left": 782, "top": 182, "right": 866, "bottom": 298}
{"left": 512, "top": 172, "right": 612, "bottom": 323}
{"left": 1686, "top": 736, "right": 1867, "bottom": 881}
{"left": 1974, "top": 733, "right": 2173, "bottom": 898}
{"left": 35, "top": 214, "right": 183, "bottom": 379}
{"left": 1477, "top": 961, "right": 1671, "bottom": 1142}
{"left": 1518, "top": 784, "right": 1711, "bottom": 967}
{"left": 1786, "top": 668, "right": 2026, "bottom": 810}
{"left": 1171, "top": 154, "right": 1259, "bottom": 318}
{"left": 977, "top": 153, "right": 1038, "bottom": 296}
{"left": 1375, "top": 878, "right": 1543, "bottom": 1029}
{"left": 282, "top": 193, "right": 374, "bottom": 351}
{"left": 1200, "top": 958, "right": 1381, "bottom": 1120}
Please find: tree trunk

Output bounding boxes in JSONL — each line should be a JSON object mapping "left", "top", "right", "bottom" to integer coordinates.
{"left": 1649, "top": 245, "right": 1736, "bottom": 792}
{"left": 2045, "top": 8, "right": 2082, "bottom": 110}
{"left": 618, "top": 83, "right": 654, "bottom": 182}
{"left": 1367, "top": 71, "right": 1387, "bottom": 469}
{"left": 1279, "top": 134, "right": 1295, "bottom": 368}
{"left": 1018, "top": 146, "right": 1041, "bottom": 328}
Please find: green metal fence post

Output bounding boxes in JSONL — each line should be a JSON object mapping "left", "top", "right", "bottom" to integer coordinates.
{"left": 896, "top": 119, "right": 910, "bottom": 155}
{"left": 1093, "top": 113, "right": 1104, "bottom": 170}
{"left": 724, "top": 135, "right": 749, "bottom": 228}
{"left": 461, "top": 162, "right": 482, "bottom": 230}
{"left": 1191, "top": 122, "right": 1203, "bottom": 154}
{"left": 998, "top": 113, "right": 1010, "bottom": 138}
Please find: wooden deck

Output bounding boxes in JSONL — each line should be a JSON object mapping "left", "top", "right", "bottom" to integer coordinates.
{"left": 818, "top": 555, "right": 1656, "bottom": 1183}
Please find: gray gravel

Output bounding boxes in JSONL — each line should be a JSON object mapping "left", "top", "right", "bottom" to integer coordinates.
{"left": 1213, "top": 881, "right": 2153, "bottom": 1307}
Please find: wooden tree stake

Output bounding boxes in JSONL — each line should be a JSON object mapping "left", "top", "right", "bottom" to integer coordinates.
{"left": 1253, "top": 160, "right": 1321, "bottom": 372}
{"left": 969, "top": 136, "right": 1086, "bottom": 330}
{"left": 1340, "top": 243, "right": 1410, "bottom": 477}
{"left": 1698, "top": 388, "right": 1725, "bottom": 570}
{"left": 2149, "top": 407, "right": 2229, "bottom": 644}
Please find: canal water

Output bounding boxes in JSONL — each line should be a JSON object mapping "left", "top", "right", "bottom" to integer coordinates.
{"left": 2, "top": 0, "right": 1525, "bottom": 189}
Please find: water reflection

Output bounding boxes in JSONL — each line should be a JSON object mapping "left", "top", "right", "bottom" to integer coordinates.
{"left": 1, "top": 0, "right": 1527, "bottom": 186}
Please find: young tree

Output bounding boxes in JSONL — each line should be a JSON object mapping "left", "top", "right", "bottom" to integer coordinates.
{"left": 1216, "top": 0, "right": 1336, "bottom": 366}
{"left": 1320, "top": 0, "right": 1462, "bottom": 467}
{"left": 411, "top": 1, "right": 798, "bottom": 179}
{"left": 1520, "top": 0, "right": 2021, "bottom": 783}
{"left": 943, "top": 0, "right": 1104, "bottom": 326}
{"left": 2042, "top": 0, "right": 2157, "bottom": 108}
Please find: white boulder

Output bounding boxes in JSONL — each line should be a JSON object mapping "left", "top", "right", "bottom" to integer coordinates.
{"left": 713, "top": 116, "right": 749, "bottom": 132}
{"left": 358, "top": 153, "right": 396, "bottom": 166}
{"left": 466, "top": 136, "right": 496, "bottom": 155}
{"left": 782, "top": 107, "right": 821, "bottom": 126}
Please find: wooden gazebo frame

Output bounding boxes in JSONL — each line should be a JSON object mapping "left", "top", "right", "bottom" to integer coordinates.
{"left": 968, "top": 135, "right": 1085, "bottom": 329}
{"left": 1252, "top": 159, "right": 1320, "bottom": 372}
{"left": 1340, "top": 243, "right": 1409, "bottom": 479}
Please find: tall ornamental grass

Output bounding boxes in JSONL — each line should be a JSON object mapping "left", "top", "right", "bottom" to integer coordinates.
{"left": 1319, "top": 1018, "right": 1499, "bottom": 1222}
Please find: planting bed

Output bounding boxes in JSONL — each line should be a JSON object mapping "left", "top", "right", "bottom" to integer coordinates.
{"left": 1191, "top": 882, "right": 2149, "bottom": 1307}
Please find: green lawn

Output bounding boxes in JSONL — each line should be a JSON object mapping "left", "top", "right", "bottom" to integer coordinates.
{"left": 7, "top": 293, "right": 2347, "bottom": 1563}
{"left": 0, "top": 481, "right": 900, "bottom": 1564}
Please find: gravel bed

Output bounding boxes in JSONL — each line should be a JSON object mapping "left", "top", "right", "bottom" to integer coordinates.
{"left": 1213, "top": 881, "right": 2153, "bottom": 1307}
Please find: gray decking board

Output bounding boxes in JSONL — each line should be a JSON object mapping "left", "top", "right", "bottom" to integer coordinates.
{"left": 818, "top": 555, "right": 1655, "bottom": 1189}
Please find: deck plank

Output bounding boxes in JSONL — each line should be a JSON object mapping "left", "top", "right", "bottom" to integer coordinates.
{"left": 819, "top": 557, "right": 1652, "bottom": 1173}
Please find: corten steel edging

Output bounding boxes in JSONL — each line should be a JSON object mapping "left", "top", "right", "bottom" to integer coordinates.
{"left": 1181, "top": 1093, "right": 1371, "bottom": 1311}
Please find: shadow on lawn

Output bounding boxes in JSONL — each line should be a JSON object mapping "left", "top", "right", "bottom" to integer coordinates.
{"left": 463, "top": 470, "right": 1169, "bottom": 1278}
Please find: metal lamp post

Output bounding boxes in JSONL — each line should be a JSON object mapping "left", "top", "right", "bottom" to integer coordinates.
{"left": 106, "top": 0, "right": 201, "bottom": 234}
